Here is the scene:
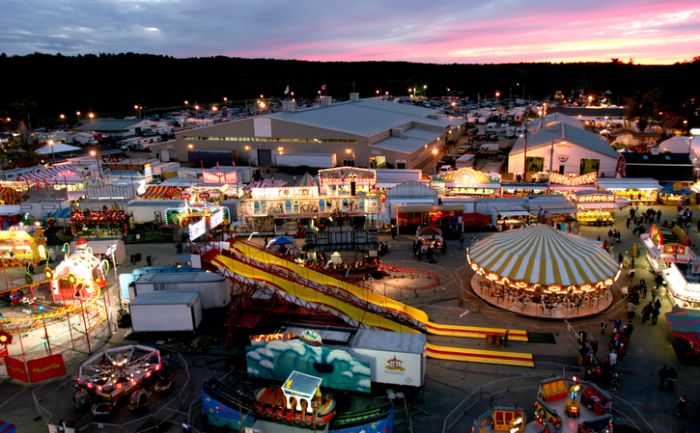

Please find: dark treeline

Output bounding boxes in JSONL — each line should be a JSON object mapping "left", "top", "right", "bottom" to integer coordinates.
{"left": 1, "top": 53, "right": 699, "bottom": 127}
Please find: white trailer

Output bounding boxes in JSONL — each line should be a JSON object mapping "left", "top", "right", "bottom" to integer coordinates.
{"left": 129, "top": 291, "right": 202, "bottom": 332}
{"left": 455, "top": 153, "right": 476, "bottom": 169}
{"left": 131, "top": 271, "right": 230, "bottom": 308}
{"left": 126, "top": 199, "right": 186, "bottom": 224}
{"left": 350, "top": 330, "right": 426, "bottom": 387}
{"left": 479, "top": 143, "right": 500, "bottom": 154}
{"left": 275, "top": 152, "right": 337, "bottom": 168}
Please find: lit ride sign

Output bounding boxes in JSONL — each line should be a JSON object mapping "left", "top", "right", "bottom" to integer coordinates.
{"left": 188, "top": 219, "right": 207, "bottom": 241}
{"left": 251, "top": 186, "right": 318, "bottom": 199}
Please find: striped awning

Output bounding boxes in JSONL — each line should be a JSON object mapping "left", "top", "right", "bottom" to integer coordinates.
{"left": 17, "top": 166, "right": 82, "bottom": 184}
{"left": 468, "top": 225, "right": 620, "bottom": 288}
{"left": 140, "top": 185, "right": 182, "bottom": 199}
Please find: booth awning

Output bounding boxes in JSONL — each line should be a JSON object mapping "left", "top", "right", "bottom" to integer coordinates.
{"left": 666, "top": 309, "right": 700, "bottom": 345}
{"left": 140, "top": 186, "right": 182, "bottom": 199}
{"left": 577, "top": 202, "right": 620, "bottom": 210}
{"left": 497, "top": 210, "right": 529, "bottom": 217}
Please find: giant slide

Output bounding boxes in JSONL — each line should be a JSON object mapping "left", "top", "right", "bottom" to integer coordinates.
{"left": 207, "top": 242, "right": 534, "bottom": 368}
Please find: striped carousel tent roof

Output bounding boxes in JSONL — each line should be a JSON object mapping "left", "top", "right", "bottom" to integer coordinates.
{"left": 140, "top": 185, "right": 182, "bottom": 199}
{"left": 468, "top": 225, "right": 620, "bottom": 287}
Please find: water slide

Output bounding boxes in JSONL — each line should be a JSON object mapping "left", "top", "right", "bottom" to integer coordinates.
{"left": 207, "top": 244, "right": 534, "bottom": 367}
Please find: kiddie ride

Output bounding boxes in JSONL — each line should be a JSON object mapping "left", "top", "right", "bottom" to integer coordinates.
{"left": 46, "top": 238, "right": 109, "bottom": 302}
{"left": 72, "top": 345, "right": 173, "bottom": 417}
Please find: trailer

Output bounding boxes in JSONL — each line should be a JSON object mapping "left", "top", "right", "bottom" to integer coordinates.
{"left": 129, "top": 291, "right": 202, "bottom": 332}
{"left": 126, "top": 199, "right": 186, "bottom": 224}
{"left": 455, "top": 153, "right": 476, "bottom": 169}
{"left": 275, "top": 152, "right": 336, "bottom": 168}
{"left": 131, "top": 271, "right": 230, "bottom": 308}
{"left": 349, "top": 330, "right": 426, "bottom": 387}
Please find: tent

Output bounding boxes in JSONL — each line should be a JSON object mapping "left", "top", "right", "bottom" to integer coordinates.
{"left": 296, "top": 172, "right": 317, "bottom": 187}
{"left": 468, "top": 224, "right": 621, "bottom": 291}
{"left": 0, "top": 420, "right": 16, "bottom": 433}
{"left": 666, "top": 309, "right": 700, "bottom": 345}
{"left": 267, "top": 236, "right": 294, "bottom": 248}
{"left": 140, "top": 186, "right": 182, "bottom": 200}
{"left": 35, "top": 142, "right": 81, "bottom": 155}
{"left": 17, "top": 166, "right": 83, "bottom": 185}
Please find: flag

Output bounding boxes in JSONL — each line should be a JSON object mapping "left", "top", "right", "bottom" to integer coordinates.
{"left": 320, "top": 83, "right": 327, "bottom": 92}
{"left": 231, "top": 159, "right": 236, "bottom": 168}
{"left": 284, "top": 85, "right": 289, "bottom": 95}
{"left": 215, "top": 161, "right": 220, "bottom": 171}
{"left": 200, "top": 160, "right": 204, "bottom": 169}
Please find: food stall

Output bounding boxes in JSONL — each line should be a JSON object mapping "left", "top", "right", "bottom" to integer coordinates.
{"left": 0, "top": 225, "right": 48, "bottom": 267}
{"left": 548, "top": 172, "right": 597, "bottom": 194}
{"left": 596, "top": 178, "right": 660, "bottom": 205}
{"left": 438, "top": 168, "right": 501, "bottom": 197}
{"left": 568, "top": 190, "right": 621, "bottom": 226}
{"left": 532, "top": 377, "right": 612, "bottom": 433}
{"left": 659, "top": 183, "right": 696, "bottom": 205}
{"left": 661, "top": 263, "right": 700, "bottom": 309}
{"left": 70, "top": 206, "right": 130, "bottom": 238}
{"left": 500, "top": 182, "right": 549, "bottom": 197}
{"left": 318, "top": 167, "right": 376, "bottom": 196}
{"left": 642, "top": 225, "right": 693, "bottom": 273}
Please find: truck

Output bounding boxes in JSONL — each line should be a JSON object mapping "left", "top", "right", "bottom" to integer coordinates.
{"left": 131, "top": 271, "right": 230, "bottom": 309}
{"left": 126, "top": 199, "right": 186, "bottom": 224}
{"left": 455, "top": 153, "right": 476, "bottom": 169}
{"left": 275, "top": 152, "right": 337, "bottom": 168}
{"left": 479, "top": 143, "right": 500, "bottom": 154}
{"left": 349, "top": 330, "right": 426, "bottom": 387}
{"left": 129, "top": 291, "right": 202, "bottom": 332}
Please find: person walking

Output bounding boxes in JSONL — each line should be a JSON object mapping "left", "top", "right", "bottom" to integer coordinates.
{"left": 641, "top": 302, "right": 653, "bottom": 324}
{"left": 667, "top": 366, "right": 678, "bottom": 391}
{"left": 659, "top": 365, "right": 668, "bottom": 389}
{"left": 651, "top": 304, "right": 661, "bottom": 325}
{"left": 677, "top": 395, "right": 688, "bottom": 417}
{"left": 146, "top": 255, "right": 153, "bottom": 266}
{"left": 600, "top": 321, "right": 608, "bottom": 335}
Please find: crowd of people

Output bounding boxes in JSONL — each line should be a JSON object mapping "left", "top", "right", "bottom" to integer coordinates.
{"left": 580, "top": 317, "right": 633, "bottom": 389}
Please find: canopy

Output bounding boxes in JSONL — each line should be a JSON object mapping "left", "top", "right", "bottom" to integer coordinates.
{"left": 660, "top": 183, "right": 694, "bottom": 196}
{"left": 268, "top": 236, "right": 294, "bottom": 247}
{"left": 468, "top": 224, "right": 620, "bottom": 290}
{"left": 296, "top": 172, "right": 317, "bottom": 187}
{"left": 666, "top": 309, "right": 700, "bottom": 345}
{"left": 140, "top": 185, "right": 182, "bottom": 200}
{"left": 243, "top": 178, "right": 287, "bottom": 193}
{"left": 35, "top": 142, "right": 81, "bottom": 155}
{"left": 17, "top": 166, "right": 83, "bottom": 184}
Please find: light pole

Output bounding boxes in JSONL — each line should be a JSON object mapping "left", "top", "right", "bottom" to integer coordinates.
{"left": 48, "top": 139, "right": 55, "bottom": 162}
{"left": 106, "top": 244, "right": 122, "bottom": 308}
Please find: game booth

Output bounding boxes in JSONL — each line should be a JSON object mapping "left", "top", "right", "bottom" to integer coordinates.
{"left": 641, "top": 224, "right": 694, "bottom": 274}
{"left": 436, "top": 168, "right": 501, "bottom": 197}
{"left": 70, "top": 206, "right": 130, "bottom": 239}
{"left": 529, "top": 377, "right": 612, "bottom": 433}
{"left": 596, "top": 178, "right": 660, "bottom": 205}
{"left": 568, "top": 190, "right": 622, "bottom": 226}
{"left": 0, "top": 225, "right": 48, "bottom": 267}
{"left": 660, "top": 263, "right": 700, "bottom": 310}
{"left": 659, "top": 183, "right": 696, "bottom": 205}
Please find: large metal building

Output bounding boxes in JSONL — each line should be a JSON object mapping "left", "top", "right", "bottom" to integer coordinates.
{"left": 157, "top": 94, "right": 465, "bottom": 171}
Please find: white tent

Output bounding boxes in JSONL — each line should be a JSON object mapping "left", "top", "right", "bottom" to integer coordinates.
{"left": 35, "top": 142, "right": 82, "bottom": 155}
{"left": 658, "top": 136, "right": 691, "bottom": 153}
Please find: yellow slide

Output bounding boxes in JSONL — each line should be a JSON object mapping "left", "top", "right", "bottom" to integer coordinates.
{"left": 235, "top": 242, "right": 528, "bottom": 342}
{"left": 211, "top": 251, "right": 534, "bottom": 368}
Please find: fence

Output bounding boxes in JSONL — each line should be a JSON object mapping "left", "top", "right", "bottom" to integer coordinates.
{"left": 441, "top": 362, "right": 656, "bottom": 433}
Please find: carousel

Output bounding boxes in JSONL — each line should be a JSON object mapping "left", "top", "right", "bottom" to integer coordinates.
{"left": 467, "top": 225, "right": 621, "bottom": 319}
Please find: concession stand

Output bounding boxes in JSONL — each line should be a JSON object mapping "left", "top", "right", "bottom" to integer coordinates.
{"left": 437, "top": 168, "right": 501, "bottom": 197}
{"left": 596, "top": 178, "right": 660, "bottom": 205}
{"left": 659, "top": 183, "right": 696, "bottom": 205}
{"left": 642, "top": 224, "right": 694, "bottom": 273}
{"left": 568, "top": 190, "right": 621, "bottom": 226}
{"left": 661, "top": 263, "right": 700, "bottom": 310}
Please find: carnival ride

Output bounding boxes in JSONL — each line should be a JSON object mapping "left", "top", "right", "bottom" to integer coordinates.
{"left": 203, "top": 240, "right": 535, "bottom": 368}
{"left": 74, "top": 345, "right": 170, "bottom": 416}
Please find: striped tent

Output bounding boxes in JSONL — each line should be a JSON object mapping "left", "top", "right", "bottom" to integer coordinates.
{"left": 243, "top": 178, "right": 287, "bottom": 193}
{"left": 296, "top": 172, "right": 317, "bottom": 187}
{"left": 666, "top": 309, "right": 700, "bottom": 345}
{"left": 17, "top": 166, "right": 82, "bottom": 185}
{"left": 0, "top": 187, "right": 18, "bottom": 204}
{"left": 468, "top": 225, "right": 621, "bottom": 292}
{"left": 140, "top": 185, "right": 182, "bottom": 199}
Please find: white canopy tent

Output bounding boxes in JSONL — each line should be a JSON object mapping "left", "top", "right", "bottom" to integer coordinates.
{"left": 35, "top": 142, "right": 82, "bottom": 155}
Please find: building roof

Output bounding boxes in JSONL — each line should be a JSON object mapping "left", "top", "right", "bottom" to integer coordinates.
{"left": 528, "top": 112, "right": 582, "bottom": 130}
{"left": 74, "top": 119, "right": 143, "bottom": 132}
{"left": 621, "top": 152, "right": 694, "bottom": 182}
{"left": 596, "top": 178, "right": 661, "bottom": 189}
{"left": 550, "top": 107, "right": 625, "bottom": 118}
{"left": 130, "top": 291, "right": 200, "bottom": 306}
{"left": 267, "top": 98, "right": 458, "bottom": 137}
{"left": 370, "top": 128, "right": 442, "bottom": 154}
{"left": 135, "top": 271, "right": 224, "bottom": 284}
{"left": 512, "top": 121, "right": 618, "bottom": 158}
{"left": 352, "top": 329, "right": 426, "bottom": 353}
{"left": 658, "top": 136, "right": 693, "bottom": 154}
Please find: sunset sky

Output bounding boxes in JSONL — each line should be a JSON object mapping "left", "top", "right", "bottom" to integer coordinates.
{"left": 1, "top": 0, "right": 698, "bottom": 64}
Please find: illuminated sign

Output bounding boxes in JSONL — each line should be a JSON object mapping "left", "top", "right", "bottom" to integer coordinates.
{"left": 188, "top": 219, "right": 206, "bottom": 241}
{"left": 209, "top": 209, "right": 224, "bottom": 229}
{"left": 574, "top": 193, "right": 615, "bottom": 203}
{"left": 550, "top": 172, "right": 597, "bottom": 186}
{"left": 251, "top": 186, "right": 318, "bottom": 199}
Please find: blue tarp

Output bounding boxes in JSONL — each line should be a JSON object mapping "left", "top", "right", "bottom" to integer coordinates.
{"left": 660, "top": 183, "right": 694, "bottom": 195}
{"left": 269, "top": 236, "right": 294, "bottom": 246}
